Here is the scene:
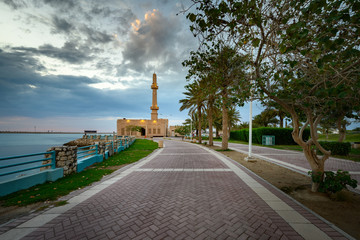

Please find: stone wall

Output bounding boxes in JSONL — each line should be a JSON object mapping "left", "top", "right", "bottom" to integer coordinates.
{"left": 46, "top": 146, "right": 78, "bottom": 176}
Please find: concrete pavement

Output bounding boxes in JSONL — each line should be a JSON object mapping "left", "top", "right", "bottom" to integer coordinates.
{"left": 0, "top": 139, "right": 354, "bottom": 239}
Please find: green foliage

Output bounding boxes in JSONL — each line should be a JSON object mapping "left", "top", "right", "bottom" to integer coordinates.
{"left": 175, "top": 125, "right": 190, "bottom": 136}
{"left": 318, "top": 141, "right": 351, "bottom": 156}
{"left": 97, "top": 139, "right": 158, "bottom": 167}
{"left": 309, "top": 170, "right": 358, "bottom": 194}
{"left": 0, "top": 168, "right": 113, "bottom": 206}
{"left": 230, "top": 127, "right": 310, "bottom": 145}
{"left": 126, "top": 125, "right": 142, "bottom": 132}
{"left": 318, "top": 133, "right": 360, "bottom": 142}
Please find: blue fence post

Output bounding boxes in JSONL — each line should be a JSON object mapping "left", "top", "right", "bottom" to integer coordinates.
{"left": 51, "top": 150, "right": 56, "bottom": 169}
{"left": 95, "top": 143, "right": 99, "bottom": 155}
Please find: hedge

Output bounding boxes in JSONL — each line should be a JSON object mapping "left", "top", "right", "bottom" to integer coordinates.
{"left": 230, "top": 127, "right": 311, "bottom": 145}
{"left": 318, "top": 141, "right": 351, "bottom": 156}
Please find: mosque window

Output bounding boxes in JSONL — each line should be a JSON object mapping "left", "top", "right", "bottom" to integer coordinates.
{"left": 158, "top": 128, "right": 160, "bottom": 134}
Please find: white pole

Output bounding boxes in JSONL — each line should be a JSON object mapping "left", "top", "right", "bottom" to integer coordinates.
{"left": 246, "top": 45, "right": 256, "bottom": 162}
{"left": 248, "top": 94, "right": 253, "bottom": 158}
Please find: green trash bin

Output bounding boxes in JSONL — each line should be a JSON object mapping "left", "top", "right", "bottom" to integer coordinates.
{"left": 262, "top": 135, "right": 275, "bottom": 145}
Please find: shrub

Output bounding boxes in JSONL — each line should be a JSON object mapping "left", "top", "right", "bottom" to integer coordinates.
{"left": 318, "top": 141, "right": 351, "bottom": 156}
{"left": 230, "top": 127, "right": 310, "bottom": 145}
{"left": 309, "top": 170, "right": 358, "bottom": 194}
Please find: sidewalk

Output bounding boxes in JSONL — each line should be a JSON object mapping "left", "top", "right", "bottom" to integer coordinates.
{"left": 0, "top": 139, "right": 354, "bottom": 239}
{"left": 213, "top": 142, "right": 360, "bottom": 193}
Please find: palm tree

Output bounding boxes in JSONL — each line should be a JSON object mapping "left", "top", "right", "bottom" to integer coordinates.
{"left": 209, "top": 45, "right": 248, "bottom": 150}
{"left": 203, "top": 75, "right": 218, "bottom": 146}
{"left": 253, "top": 108, "right": 278, "bottom": 127}
{"left": 179, "top": 80, "right": 206, "bottom": 143}
{"left": 228, "top": 107, "right": 241, "bottom": 135}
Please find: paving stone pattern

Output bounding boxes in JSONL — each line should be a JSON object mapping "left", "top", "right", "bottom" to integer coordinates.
{"left": 1, "top": 140, "right": 352, "bottom": 239}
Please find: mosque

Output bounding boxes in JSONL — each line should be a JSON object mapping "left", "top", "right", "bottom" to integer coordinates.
{"left": 117, "top": 73, "right": 169, "bottom": 137}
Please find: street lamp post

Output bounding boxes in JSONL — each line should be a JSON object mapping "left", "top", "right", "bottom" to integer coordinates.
{"left": 245, "top": 46, "right": 256, "bottom": 162}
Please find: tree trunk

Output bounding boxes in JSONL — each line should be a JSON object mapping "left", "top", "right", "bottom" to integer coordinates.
{"left": 216, "top": 128, "right": 220, "bottom": 138}
{"left": 279, "top": 114, "right": 284, "bottom": 128}
{"left": 222, "top": 92, "right": 229, "bottom": 150}
{"left": 337, "top": 116, "right": 346, "bottom": 142}
{"left": 303, "top": 144, "right": 326, "bottom": 192}
{"left": 208, "top": 106, "right": 214, "bottom": 146}
{"left": 198, "top": 106, "right": 202, "bottom": 144}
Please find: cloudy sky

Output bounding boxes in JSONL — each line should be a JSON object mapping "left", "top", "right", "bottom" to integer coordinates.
{"left": 0, "top": 0, "right": 265, "bottom": 132}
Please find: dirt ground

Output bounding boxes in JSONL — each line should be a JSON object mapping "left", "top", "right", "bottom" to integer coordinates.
{"left": 209, "top": 146, "right": 360, "bottom": 239}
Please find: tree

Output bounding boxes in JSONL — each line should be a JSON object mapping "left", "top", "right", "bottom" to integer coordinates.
{"left": 175, "top": 125, "right": 190, "bottom": 136}
{"left": 126, "top": 125, "right": 142, "bottom": 135}
{"left": 179, "top": 80, "right": 206, "bottom": 144}
{"left": 263, "top": 100, "right": 289, "bottom": 128}
{"left": 319, "top": 116, "right": 336, "bottom": 140}
{"left": 185, "top": 0, "right": 360, "bottom": 191}
{"left": 204, "top": 45, "right": 249, "bottom": 149}
{"left": 228, "top": 106, "right": 241, "bottom": 135}
{"left": 253, "top": 108, "right": 278, "bottom": 127}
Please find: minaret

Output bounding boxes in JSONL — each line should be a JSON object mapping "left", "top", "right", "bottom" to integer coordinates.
{"left": 150, "top": 73, "right": 159, "bottom": 120}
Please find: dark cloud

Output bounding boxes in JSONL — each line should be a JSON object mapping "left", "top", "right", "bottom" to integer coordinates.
{"left": 121, "top": 10, "right": 183, "bottom": 73}
{"left": 51, "top": 16, "right": 73, "bottom": 34}
{"left": 0, "top": 48, "right": 150, "bottom": 118}
{"left": 1, "top": 0, "right": 27, "bottom": 9}
{"left": 0, "top": 48, "right": 45, "bottom": 76}
{"left": 80, "top": 25, "right": 113, "bottom": 44}
{"left": 42, "top": 0, "right": 75, "bottom": 11}
{"left": 12, "top": 42, "right": 92, "bottom": 64}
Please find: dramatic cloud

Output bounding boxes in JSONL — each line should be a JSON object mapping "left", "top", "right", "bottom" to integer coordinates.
{"left": 0, "top": 0, "right": 201, "bottom": 131}
{"left": 0, "top": 49, "right": 150, "bottom": 119}
{"left": 12, "top": 42, "right": 93, "bottom": 64}
{"left": 122, "top": 9, "right": 184, "bottom": 73}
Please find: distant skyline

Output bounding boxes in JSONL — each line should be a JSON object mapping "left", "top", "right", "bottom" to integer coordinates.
{"left": 0, "top": 0, "right": 357, "bottom": 132}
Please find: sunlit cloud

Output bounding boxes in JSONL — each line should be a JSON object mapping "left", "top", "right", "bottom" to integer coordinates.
{"left": 131, "top": 19, "right": 141, "bottom": 32}
{"left": 144, "top": 9, "right": 157, "bottom": 21}
{"left": 89, "top": 82, "right": 128, "bottom": 90}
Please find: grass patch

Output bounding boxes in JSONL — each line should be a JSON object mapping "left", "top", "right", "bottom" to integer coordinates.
{"left": 54, "top": 200, "right": 68, "bottom": 207}
{"left": 216, "top": 149, "right": 233, "bottom": 152}
{"left": 318, "top": 133, "right": 360, "bottom": 142}
{"left": 0, "top": 139, "right": 158, "bottom": 207}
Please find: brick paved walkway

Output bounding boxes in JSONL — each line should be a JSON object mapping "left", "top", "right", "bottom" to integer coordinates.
{"left": 213, "top": 142, "right": 360, "bottom": 193}
{"left": 0, "top": 139, "right": 354, "bottom": 239}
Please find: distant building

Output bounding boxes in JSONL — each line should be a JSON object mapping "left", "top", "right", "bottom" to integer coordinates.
{"left": 169, "top": 126, "right": 184, "bottom": 137}
{"left": 84, "top": 130, "right": 97, "bottom": 134}
{"left": 117, "top": 73, "right": 168, "bottom": 137}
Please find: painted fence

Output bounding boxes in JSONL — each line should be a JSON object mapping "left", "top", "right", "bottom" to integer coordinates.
{"left": 0, "top": 136, "right": 135, "bottom": 196}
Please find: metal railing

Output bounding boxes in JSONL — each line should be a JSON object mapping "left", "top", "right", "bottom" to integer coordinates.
{"left": 77, "top": 145, "right": 98, "bottom": 160}
{"left": 0, "top": 151, "right": 56, "bottom": 177}
{"left": 105, "top": 142, "right": 113, "bottom": 151}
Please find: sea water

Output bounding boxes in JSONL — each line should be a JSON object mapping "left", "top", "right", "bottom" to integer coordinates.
{"left": 0, "top": 133, "right": 83, "bottom": 157}
{"left": 0, "top": 133, "right": 82, "bottom": 182}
